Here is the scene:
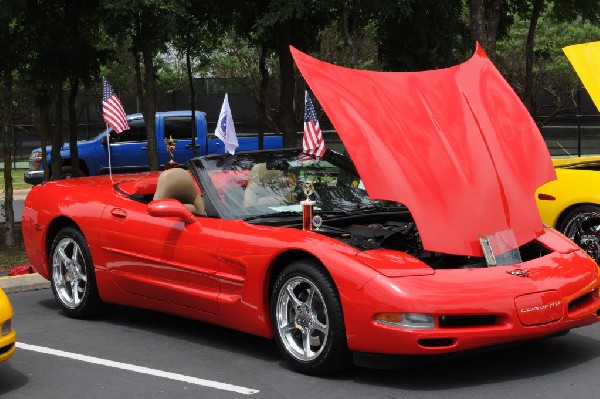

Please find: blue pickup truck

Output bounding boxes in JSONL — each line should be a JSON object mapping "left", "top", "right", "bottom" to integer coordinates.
{"left": 24, "top": 110, "right": 284, "bottom": 185}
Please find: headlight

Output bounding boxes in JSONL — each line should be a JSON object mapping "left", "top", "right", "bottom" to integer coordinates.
{"left": 29, "top": 152, "right": 42, "bottom": 170}
{"left": 1, "top": 319, "right": 11, "bottom": 336}
{"left": 374, "top": 312, "right": 435, "bottom": 329}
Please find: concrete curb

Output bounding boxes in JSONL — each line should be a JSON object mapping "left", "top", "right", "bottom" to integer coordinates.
{"left": 1, "top": 189, "right": 31, "bottom": 201}
{"left": 0, "top": 273, "right": 50, "bottom": 294}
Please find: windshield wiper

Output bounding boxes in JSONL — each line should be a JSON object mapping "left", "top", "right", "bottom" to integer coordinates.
{"left": 243, "top": 211, "right": 302, "bottom": 221}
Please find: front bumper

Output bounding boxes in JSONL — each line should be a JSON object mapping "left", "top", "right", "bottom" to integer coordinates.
{"left": 344, "top": 246, "right": 600, "bottom": 356}
{"left": 24, "top": 170, "right": 44, "bottom": 185}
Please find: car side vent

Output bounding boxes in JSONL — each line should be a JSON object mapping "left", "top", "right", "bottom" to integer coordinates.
{"left": 439, "top": 315, "right": 497, "bottom": 328}
{"left": 568, "top": 291, "right": 596, "bottom": 314}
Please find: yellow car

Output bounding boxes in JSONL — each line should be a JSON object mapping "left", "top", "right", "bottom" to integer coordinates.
{"left": 0, "top": 287, "right": 16, "bottom": 362}
{"left": 536, "top": 155, "right": 600, "bottom": 262}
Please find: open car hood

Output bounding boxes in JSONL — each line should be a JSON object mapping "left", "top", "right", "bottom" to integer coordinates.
{"left": 563, "top": 41, "right": 600, "bottom": 112}
{"left": 291, "top": 45, "right": 556, "bottom": 257}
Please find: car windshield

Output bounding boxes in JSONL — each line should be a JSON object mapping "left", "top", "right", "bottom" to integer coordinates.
{"left": 189, "top": 149, "right": 402, "bottom": 219}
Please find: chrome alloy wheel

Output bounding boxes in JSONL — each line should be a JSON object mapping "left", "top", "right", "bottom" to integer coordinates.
{"left": 52, "top": 237, "right": 88, "bottom": 309}
{"left": 275, "top": 276, "right": 329, "bottom": 362}
{"left": 563, "top": 211, "right": 600, "bottom": 263}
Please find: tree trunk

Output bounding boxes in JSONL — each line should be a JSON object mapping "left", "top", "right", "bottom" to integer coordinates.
{"left": 2, "top": 123, "right": 14, "bottom": 246}
{"left": 37, "top": 90, "right": 51, "bottom": 183}
{"left": 50, "top": 84, "right": 63, "bottom": 180}
{"left": 186, "top": 35, "right": 198, "bottom": 157}
{"left": 342, "top": 3, "right": 358, "bottom": 69}
{"left": 469, "top": 0, "right": 502, "bottom": 61}
{"left": 142, "top": 49, "right": 158, "bottom": 170}
{"left": 134, "top": 50, "right": 144, "bottom": 113}
{"left": 258, "top": 43, "right": 269, "bottom": 150}
{"left": 523, "top": 0, "right": 545, "bottom": 112}
{"left": 68, "top": 78, "right": 82, "bottom": 176}
{"left": 2, "top": 72, "right": 15, "bottom": 246}
{"left": 277, "top": 22, "right": 297, "bottom": 148}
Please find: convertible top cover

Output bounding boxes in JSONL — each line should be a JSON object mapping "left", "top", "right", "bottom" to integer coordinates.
{"left": 291, "top": 45, "right": 556, "bottom": 256}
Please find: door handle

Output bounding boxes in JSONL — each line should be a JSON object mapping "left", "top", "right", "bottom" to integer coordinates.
{"left": 141, "top": 146, "right": 149, "bottom": 151}
{"left": 185, "top": 144, "right": 200, "bottom": 149}
{"left": 110, "top": 208, "right": 127, "bottom": 219}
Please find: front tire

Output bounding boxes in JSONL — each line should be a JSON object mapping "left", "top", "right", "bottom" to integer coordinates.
{"left": 49, "top": 227, "right": 108, "bottom": 318}
{"left": 558, "top": 204, "right": 600, "bottom": 263}
{"left": 271, "top": 259, "right": 351, "bottom": 375}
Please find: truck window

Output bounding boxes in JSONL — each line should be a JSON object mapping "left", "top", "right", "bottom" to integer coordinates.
{"left": 165, "top": 116, "right": 194, "bottom": 140}
{"left": 110, "top": 119, "right": 147, "bottom": 143}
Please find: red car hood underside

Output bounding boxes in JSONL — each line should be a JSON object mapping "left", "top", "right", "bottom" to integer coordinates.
{"left": 291, "top": 45, "right": 556, "bottom": 257}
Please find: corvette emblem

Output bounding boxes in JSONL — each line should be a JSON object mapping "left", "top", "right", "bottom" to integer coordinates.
{"left": 507, "top": 268, "right": 529, "bottom": 278}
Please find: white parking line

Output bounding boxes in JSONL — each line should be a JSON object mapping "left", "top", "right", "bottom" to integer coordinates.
{"left": 17, "top": 342, "right": 260, "bottom": 395}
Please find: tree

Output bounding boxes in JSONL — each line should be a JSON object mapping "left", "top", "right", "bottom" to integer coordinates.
{"left": 468, "top": 0, "right": 515, "bottom": 61}
{"left": 20, "top": 0, "right": 73, "bottom": 183}
{"left": 497, "top": 3, "right": 600, "bottom": 122}
{"left": 63, "top": 1, "right": 104, "bottom": 178}
{"left": 243, "top": 0, "right": 331, "bottom": 148}
{"left": 0, "top": 0, "right": 26, "bottom": 246}
{"left": 102, "top": 0, "right": 180, "bottom": 171}
{"left": 172, "top": 0, "right": 221, "bottom": 156}
{"left": 378, "top": 0, "right": 471, "bottom": 71}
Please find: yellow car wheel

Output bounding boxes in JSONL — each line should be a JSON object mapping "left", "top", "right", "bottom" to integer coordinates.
{"left": 558, "top": 204, "right": 600, "bottom": 263}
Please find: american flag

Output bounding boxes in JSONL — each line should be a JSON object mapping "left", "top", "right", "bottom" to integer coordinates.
{"left": 102, "top": 77, "right": 130, "bottom": 134}
{"left": 302, "top": 90, "right": 325, "bottom": 158}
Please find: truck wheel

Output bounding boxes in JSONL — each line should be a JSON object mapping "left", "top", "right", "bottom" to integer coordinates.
{"left": 60, "top": 167, "right": 73, "bottom": 179}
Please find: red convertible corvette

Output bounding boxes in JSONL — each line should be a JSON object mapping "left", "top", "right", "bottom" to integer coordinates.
{"left": 22, "top": 46, "right": 600, "bottom": 375}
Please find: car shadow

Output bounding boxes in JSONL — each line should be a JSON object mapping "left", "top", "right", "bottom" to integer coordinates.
{"left": 81, "top": 304, "right": 280, "bottom": 363}
{"left": 329, "top": 332, "right": 600, "bottom": 390}
{"left": 36, "top": 296, "right": 600, "bottom": 389}
{"left": 0, "top": 363, "right": 29, "bottom": 395}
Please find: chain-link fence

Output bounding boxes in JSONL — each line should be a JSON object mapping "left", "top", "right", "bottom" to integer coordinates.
{"left": 1, "top": 81, "right": 599, "bottom": 170}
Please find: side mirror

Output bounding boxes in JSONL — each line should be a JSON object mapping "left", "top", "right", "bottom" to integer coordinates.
{"left": 147, "top": 199, "right": 197, "bottom": 224}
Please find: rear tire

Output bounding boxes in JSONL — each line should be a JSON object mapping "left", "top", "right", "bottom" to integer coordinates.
{"left": 271, "top": 259, "right": 351, "bottom": 375}
{"left": 49, "top": 227, "right": 109, "bottom": 318}
{"left": 558, "top": 204, "right": 600, "bottom": 263}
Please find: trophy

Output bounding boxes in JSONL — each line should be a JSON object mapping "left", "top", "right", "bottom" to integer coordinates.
{"left": 301, "top": 181, "right": 315, "bottom": 230}
{"left": 164, "top": 135, "right": 179, "bottom": 169}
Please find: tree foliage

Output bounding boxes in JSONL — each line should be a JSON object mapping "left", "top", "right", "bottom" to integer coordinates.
{"left": 497, "top": 2, "right": 600, "bottom": 121}
{"left": 2, "top": 0, "right": 600, "bottom": 246}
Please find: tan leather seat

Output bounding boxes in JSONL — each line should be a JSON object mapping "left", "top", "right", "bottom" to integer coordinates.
{"left": 243, "top": 163, "right": 293, "bottom": 207}
{"left": 153, "top": 168, "right": 206, "bottom": 216}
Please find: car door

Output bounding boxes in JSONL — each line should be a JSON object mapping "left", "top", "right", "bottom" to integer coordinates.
{"left": 104, "top": 118, "right": 150, "bottom": 173}
{"left": 162, "top": 115, "right": 203, "bottom": 164}
{"left": 98, "top": 192, "right": 221, "bottom": 314}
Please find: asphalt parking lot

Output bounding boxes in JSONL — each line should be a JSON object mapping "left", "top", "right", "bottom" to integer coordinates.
{"left": 2, "top": 287, "right": 600, "bottom": 398}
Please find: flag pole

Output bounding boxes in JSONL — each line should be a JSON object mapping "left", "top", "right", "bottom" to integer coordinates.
{"left": 106, "top": 124, "right": 113, "bottom": 182}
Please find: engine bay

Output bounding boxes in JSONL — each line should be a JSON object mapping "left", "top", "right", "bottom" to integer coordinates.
{"left": 311, "top": 214, "right": 551, "bottom": 270}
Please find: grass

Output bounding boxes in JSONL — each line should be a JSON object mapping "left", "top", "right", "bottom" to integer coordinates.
{"left": 0, "top": 168, "right": 31, "bottom": 190}
{"left": 1, "top": 170, "right": 31, "bottom": 273}
{"left": 0, "top": 245, "right": 29, "bottom": 273}
{"left": 0, "top": 224, "right": 28, "bottom": 273}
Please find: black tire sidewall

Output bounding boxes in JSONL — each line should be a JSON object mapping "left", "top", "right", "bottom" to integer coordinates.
{"left": 49, "top": 226, "right": 103, "bottom": 318}
{"left": 270, "top": 259, "right": 350, "bottom": 375}
{"left": 558, "top": 204, "right": 600, "bottom": 233}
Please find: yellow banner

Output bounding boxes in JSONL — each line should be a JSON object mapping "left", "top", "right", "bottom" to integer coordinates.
{"left": 563, "top": 41, "right": 600, "bottom": 111}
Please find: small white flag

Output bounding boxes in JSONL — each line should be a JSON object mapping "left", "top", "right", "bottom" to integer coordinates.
{"left": 215, "top": 93, "right": 239, "bottom": 155}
